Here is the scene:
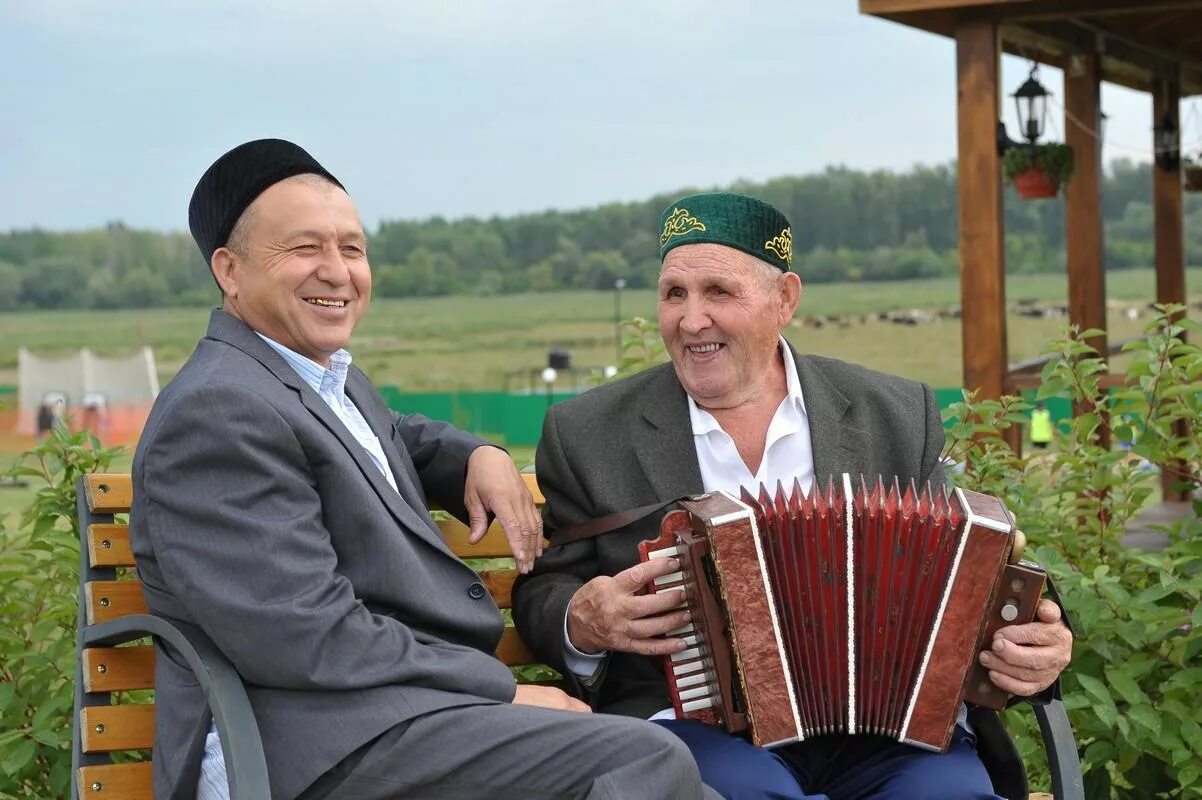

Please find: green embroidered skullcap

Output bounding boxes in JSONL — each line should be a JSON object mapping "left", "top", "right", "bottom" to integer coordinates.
{"left": 658, "top": 191, "right": 793, "bottom": 271}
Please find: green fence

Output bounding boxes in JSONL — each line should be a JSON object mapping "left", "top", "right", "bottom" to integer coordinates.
{"left": 932, "top": 387, "right": 1072, "bottom": 424}
{"left": 0, "top": 383, "right": 1078, "bottom": 447}
{"left": 381, "top": 387, "right": 1076, "bottom": 447}
{"left": 377, "top": 388, "right": 575, "bottom": 447}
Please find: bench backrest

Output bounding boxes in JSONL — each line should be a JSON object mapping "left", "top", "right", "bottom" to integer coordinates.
{"left": 73, "top": 474, "right": 153, "bottom": 799}
{"left": 71, "top": 470, "right": 544, "bottom": 799}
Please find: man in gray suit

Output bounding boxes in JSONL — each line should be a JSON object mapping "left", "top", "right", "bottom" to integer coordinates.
{"left": 512, "top": 192, "right": 1073, "bottom": 799}
{"left": 132, "top": 139, "right": 716, "bottom": 800}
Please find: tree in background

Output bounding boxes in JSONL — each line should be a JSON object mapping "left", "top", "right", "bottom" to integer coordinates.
{"left": 2, "top": 160, "right": 1201, "bottom": 310}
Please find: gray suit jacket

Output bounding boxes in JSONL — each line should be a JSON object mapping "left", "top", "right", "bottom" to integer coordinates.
{"left": 512, "top": 349, "right": 946, "bottom": 717}
{"left": 131, "top": 310, "right": 518, "bottom": 800}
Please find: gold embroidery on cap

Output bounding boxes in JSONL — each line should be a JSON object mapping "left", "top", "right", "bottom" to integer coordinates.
{"left": 660, "top": 208, "right": 707, "bottom": 246}
{"left": 765, "top": 227, "right": 792, "bottom": 265}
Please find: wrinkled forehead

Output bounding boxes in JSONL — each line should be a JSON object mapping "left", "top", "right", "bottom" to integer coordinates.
{"left": 247, "top": 175, "right": 364, "bottom": 235}
{"left": 660, "top": 243, "right": 774, "bottom": 279}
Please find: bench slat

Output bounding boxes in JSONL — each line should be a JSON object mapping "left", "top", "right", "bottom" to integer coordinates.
{"left": 436, "top": 472, "right": 545, "bottom": 558}
{"left": 80, "top": 705, "right": 155, "bottom": 753}
{"left": 84, "top": 474, "right": 133, "bottom": 514}
{"left": 83, "top": 646, "right": 155, "bottom": 693}
{"left": 519, "top": 472, "right": 543, "bottom": 504}
{"left": 77, "top": 761, "right": 152, "bottom": 799}
{"left": 497, "top": 626, "right": 537, "bottom": 666}
{"left": 85, "top": 580, "right": 148, "bottom": 625}
{"left": 88, "top": 524, "right": 135, "bottom": 568}
{"left": 438, "top": 518, "right": 518, "bottom": 558}
{"left": 480, "top": 568, "right": 517, "bottom": 609}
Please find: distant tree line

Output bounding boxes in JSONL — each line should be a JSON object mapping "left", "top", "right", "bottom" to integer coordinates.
{"left": 0, "top": 158, "right": 1199, "bottom": 311}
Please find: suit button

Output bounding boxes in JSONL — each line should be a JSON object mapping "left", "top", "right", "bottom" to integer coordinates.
{"left": 468, "top": 581, "right": 487, "bottom": 600}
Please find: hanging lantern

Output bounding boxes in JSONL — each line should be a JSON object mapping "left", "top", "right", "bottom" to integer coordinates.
{"left": 1012, "top": 65, "right": 1050, "bottom": 144}
{"left": 1153, "top": 112, "right": 1179, "bottom": 172}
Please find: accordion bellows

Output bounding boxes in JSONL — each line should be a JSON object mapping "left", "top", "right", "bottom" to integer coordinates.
{"left": 638, "top": 474, "right": 1045, "bottom": 752}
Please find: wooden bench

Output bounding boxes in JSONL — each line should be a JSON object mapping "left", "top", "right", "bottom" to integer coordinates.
{"left": 72, "top": 473, "right": 270, "bottom": 800}
{"left": 72, "top": 471, "right": 1080, "bottom": 800}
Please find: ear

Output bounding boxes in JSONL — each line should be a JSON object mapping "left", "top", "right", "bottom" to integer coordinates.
{"left": 210, "top": 248, "right": 240, "bottom": 299}
{"left": 778, "top": 271, "right": 802, "bottom": 325}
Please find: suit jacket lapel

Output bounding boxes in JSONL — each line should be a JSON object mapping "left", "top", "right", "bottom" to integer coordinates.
{"left": 343, "top": 372, "right": 450, "bottom": 545}
{"left": 791, "top": 348, "right": 872, "bottom": 484}
{"left": 302, "top": 380, "right": 449, "bottom": 551}
{"left": 633, "top": 365, "right": 704, "bottom": 502}
{"left": 204, "top": 310, "right": 447, "bottom": 549}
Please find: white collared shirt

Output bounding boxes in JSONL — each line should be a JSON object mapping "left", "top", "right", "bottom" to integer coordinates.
{"left": 256, "top": 335, "right": 398, "bottom": 493}
{"left": 687, "top": 337, "right": 814, "bottom": 501}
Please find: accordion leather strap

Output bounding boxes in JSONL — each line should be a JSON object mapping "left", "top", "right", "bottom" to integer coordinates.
{"left": 547, "top": 499, "right": 682, "bottom": 546}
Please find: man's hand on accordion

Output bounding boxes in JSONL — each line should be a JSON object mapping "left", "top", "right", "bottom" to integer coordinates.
{"left": 977, "top": 598, "right": 1073, "bottom": 697}
{"left": 566, "top": 559, "right": 692, "bottom": 656}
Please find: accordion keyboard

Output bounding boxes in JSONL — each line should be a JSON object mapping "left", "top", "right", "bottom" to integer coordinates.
{"left": 644, "top": 541, "right": 722, "bottom": 714}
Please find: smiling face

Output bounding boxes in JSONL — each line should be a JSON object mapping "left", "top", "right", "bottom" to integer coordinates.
{"left": 211, "top": 175, "right": 371, "bottom": 366}
{"left": 658, "top": 243, "right": 801, "bottom": 410}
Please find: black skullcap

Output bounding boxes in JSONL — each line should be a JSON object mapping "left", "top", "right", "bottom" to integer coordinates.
{"left": 188, "top": 138, "right": 344, "bottom": 264}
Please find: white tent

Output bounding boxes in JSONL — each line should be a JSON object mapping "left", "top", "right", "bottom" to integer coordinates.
{"left": 15, "top": 347, "right": 159, "bottom": 438}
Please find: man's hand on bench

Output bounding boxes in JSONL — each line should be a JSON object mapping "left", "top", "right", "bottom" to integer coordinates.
{"left": 465, "top": 446, "right": 544, "bottom": 573}
{"left": 513, "top": 685, "right": 592, "bottom": 713}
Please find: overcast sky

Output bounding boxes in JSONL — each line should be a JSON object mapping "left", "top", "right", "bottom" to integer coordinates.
{"left": 1, "top": 0, "right": 1176, "bottom": 233}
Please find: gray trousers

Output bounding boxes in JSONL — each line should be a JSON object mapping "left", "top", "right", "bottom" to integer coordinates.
{"left": 296, "top": 703, "right": 721, "bottom": 800}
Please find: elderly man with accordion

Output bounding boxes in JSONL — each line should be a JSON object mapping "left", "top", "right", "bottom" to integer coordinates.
{"left": 512, "top": 192, "right": 1072, "bottom": 800}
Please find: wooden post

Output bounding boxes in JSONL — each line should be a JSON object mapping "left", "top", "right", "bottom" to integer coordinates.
{"left": 1063, "top": 53, "right": 1107, "bottom": 359}
{"left": 1153, "top": 80, "right": 1187, "bottom": 314}
{"left": 956, "top": 20, "right": 1012, "bottom": 433}
{"left": 1152, "top": 78, "right": 1188, "bottom": 501}
{"left": 1063, "top": 51, "right": 1110, "bottom": 449}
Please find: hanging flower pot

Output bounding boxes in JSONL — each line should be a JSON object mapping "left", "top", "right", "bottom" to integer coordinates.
{"left": 1012, "top": 168, "right": 1059, "bottom": 199}
{"left": 1002, "top": 143, "right": 1075, "bottom": 200}
{"left": 1184, "top": 160, "right": 1202, "bottom": 193}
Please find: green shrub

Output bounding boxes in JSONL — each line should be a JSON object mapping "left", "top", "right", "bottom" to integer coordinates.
{"left": 1003, "top": 143, "right": 1076, "bottom": 187}
{"left": 0, "top": 428, "right": 123, "bottom": 798}
{"left": 612, "top": 316, "right": 668, "bottom": 380}
{"left": 944, "top": 307, "right": 1202, "bottom": 798}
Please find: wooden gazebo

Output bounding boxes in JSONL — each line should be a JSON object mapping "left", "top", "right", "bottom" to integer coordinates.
{"left": 860, "top": 0, "right": 1199, "bottom": 499}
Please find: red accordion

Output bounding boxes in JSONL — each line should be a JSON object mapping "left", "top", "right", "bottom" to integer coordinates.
{"left": 637, "top": 474, "right": 1045, "bottom": 752}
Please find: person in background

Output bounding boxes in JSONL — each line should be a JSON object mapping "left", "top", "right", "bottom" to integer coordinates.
{"left": 81, "top": 391, "right": 109, "bottom": 442}
{"left": 1029, "top": 401, "right": 1053, "bottom": 450}
{"left": 35, "top": 401, "right": 55, "bottom": 439}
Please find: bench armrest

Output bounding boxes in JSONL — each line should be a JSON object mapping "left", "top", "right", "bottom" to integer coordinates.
{"left": 1032, "top": 699, "right": 1084, "bottom": 800}
{"left": 84, "top": 615, "right": 270, "bottom": 800}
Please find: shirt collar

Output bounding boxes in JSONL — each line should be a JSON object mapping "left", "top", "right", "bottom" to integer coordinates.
{"left": 256, "top": 334, "right": 353, "bottom": 398}
{"left": 687, "top": 337, "right": 807, "bottom": 436}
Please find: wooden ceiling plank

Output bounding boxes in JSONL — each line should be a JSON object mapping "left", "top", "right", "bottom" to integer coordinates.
{"left": 860, "top": 0, "right": 1020, "bottom": 14}
{"left": 862, "top": 0, "right": 1202, "bottom": 21}
{"left": 1007, "top": 0, "right": 1202, "bottom": 23}
{"left": 861, "top": 1, "right": 1202, "bottom": 96}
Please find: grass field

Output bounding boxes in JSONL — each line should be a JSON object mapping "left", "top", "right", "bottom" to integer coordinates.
{"left": 1, "top": 269, "right": 1197, "bottom": 395}
{"left": 0, "top": 266, "right": 1197, "bottom": 518}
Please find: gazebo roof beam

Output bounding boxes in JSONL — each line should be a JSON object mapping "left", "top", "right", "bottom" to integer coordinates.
{"left": 999, "top": 20, "right": 1202, "bottom": 94}
{"left": 860, "top": 0, "right": 1202, "bottom": 17}
{"left": 860, "top": 0, "right": 1202, "bottom": 94}
{"left": 1007, "top": 0, "right": 1202, "bottom": 22}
